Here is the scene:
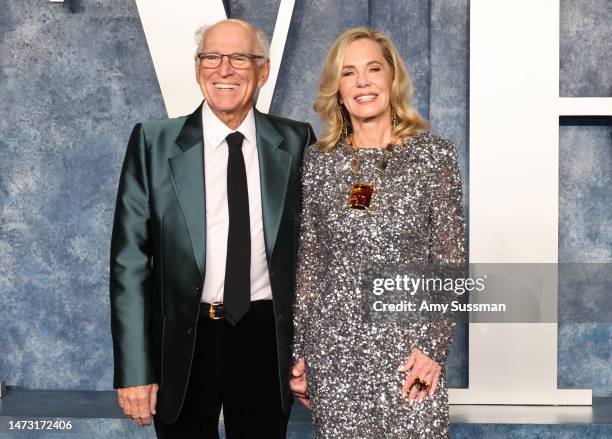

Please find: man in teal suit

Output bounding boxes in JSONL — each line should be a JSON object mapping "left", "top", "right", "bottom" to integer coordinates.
{"left": 110, "top": 19, "right": 315, "bottom": 438}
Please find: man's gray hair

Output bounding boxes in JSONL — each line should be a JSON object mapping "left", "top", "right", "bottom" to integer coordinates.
{"left": 194, "top": 19, "right": 270, "bottom": 64}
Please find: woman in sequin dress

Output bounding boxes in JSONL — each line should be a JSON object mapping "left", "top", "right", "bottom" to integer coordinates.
{"left": 289, "top": 28, "right": 465, "bottom": 438}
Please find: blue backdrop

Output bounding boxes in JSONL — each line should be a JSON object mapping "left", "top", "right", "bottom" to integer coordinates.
{"left": 0, "top": 0, "right": 610, "bottom": 396}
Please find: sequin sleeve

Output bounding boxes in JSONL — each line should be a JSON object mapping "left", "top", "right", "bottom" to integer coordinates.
{"left": 414, "top": 136, "right": 466, "bottom": 365}
{"left": 292, "top": 144, "right": 320, "bottom": 362}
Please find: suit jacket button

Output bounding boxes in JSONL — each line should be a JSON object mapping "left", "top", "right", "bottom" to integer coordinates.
{"left": 187, "top": 327, "right": 193, "bottom": 335}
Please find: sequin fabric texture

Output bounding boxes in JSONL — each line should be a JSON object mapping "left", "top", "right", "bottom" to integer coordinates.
{"left": 292, "top": 133, "right": 466, "bottom": 438}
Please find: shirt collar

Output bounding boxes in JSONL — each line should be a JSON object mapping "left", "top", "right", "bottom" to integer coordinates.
{"left": 202, "top": 100, "right": 257, "bottom": 150}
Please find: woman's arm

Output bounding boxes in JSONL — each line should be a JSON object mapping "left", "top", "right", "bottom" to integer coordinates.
{"left": 292, "top": 144, "right": 321, "bottom": 362}
{"left": 290, "top": 144, "right": 322, "bottom": 407}
{"left": 401, "top": 136, "right": 466, "bottom": 403}
{"left": 414, "top": 136, "right": 466, "bottom": 365}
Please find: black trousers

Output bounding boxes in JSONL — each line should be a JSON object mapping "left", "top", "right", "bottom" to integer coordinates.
{"left": 154, "top": 300, "right": 289, "bottom": 439}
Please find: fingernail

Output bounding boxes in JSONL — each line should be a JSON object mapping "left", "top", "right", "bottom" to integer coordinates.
{"left": 409, "top": 398, "right": 414, "bottom": 406}
{"left": 397, "top": 365, "right": 405, "bottom": 371}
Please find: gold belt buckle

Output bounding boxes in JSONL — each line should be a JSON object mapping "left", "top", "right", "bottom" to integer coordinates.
{"left": 209, "top": 301, "right": 223, "bottom": 320}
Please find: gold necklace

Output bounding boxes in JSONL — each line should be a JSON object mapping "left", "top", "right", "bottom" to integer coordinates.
{"left": 347, "top": 135, "right": 399, "bottom": 211}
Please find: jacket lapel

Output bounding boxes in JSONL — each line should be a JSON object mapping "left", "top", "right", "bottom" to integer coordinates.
{"left": 167, "top": 105, "right": 291, "bottom": 277}
{"left": 168, "top": 103, "right": 206, "bottom": 278}
{"left": 255, "top": 110, "right": 292, "bottom": 261}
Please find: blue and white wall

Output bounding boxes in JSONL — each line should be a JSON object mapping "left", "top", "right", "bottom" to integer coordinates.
{"left": 0, "top": 0, "right": 610, "bottom": 397}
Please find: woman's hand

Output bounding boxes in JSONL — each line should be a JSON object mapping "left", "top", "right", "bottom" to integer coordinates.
{"left": 398, "top": 348, "right": 441, "bottom": 405}
{"left": 289, "top": 358, "right": 310, "bottom": 408}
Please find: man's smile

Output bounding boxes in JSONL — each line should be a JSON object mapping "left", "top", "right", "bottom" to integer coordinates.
{"left": 213, "top": 82, "right": 240, "bottom": 90}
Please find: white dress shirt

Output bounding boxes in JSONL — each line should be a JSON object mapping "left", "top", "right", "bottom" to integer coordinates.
{"left": 200, "top": 101, "right": 273, "bottom": 303}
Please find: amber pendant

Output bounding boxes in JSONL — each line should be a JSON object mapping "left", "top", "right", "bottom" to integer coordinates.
{"left": 349, "top": 184, "right": 375, "bottom": 210}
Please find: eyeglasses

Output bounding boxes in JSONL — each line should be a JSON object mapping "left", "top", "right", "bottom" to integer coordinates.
{"left": 196, "top": 52, "right": 265, "bottom": 69}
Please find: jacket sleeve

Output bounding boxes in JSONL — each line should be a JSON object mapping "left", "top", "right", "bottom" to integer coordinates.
{"left": 109, "top": 123, "right": 154, "bottom": 388}
{"left": 413, "top": 137, "right": 466, "bottom": 365}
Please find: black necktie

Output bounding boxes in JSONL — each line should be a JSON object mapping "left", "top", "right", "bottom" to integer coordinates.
{"left": 223, "top": 131, "right": 250, "bottom": 325}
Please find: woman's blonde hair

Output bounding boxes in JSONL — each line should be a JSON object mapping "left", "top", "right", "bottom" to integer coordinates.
{"left": 314, "top": 27, "right": 429, "bottom": 151}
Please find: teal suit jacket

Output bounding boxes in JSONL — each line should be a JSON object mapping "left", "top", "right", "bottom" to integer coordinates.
{"left": 110, "top": 103, "right": 316, "bottom": 423}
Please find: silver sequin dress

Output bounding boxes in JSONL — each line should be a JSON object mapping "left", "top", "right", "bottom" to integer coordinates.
{"left": 292, "top": 133, "right": 465, "bottom": 439}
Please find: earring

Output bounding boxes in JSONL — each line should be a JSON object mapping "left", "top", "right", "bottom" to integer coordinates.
{"left": 341, "top": 105, "right": 351, "bottom": 139}
{"left": 391, "top": 106, "right": 400, "bottom": 128}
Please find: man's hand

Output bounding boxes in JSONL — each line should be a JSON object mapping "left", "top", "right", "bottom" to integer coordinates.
{"left": 398, "top": 348, "right": 442, "bottom": 405}
{"left": 117, "top": 383, "right": 159, "bottom": 426}
{"left": 289, "top": 358, "right": 310, "bottom": 408}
